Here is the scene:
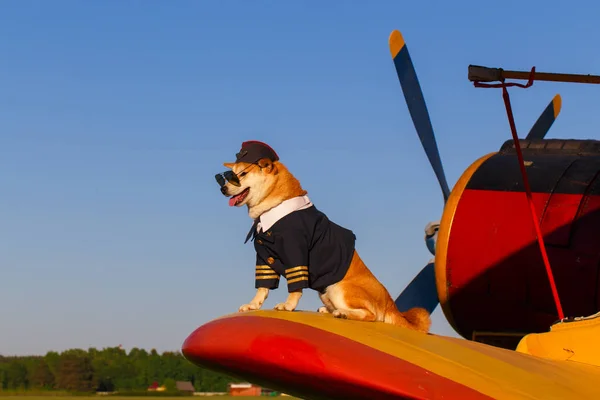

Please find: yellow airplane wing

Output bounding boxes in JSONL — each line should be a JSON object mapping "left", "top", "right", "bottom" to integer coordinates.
{"left": 182, "top": 310, "right": 600, "bottom": 399}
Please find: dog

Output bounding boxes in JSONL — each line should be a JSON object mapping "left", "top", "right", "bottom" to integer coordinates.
{"left": 215, "top": 140, "right": 431, "bottom": 333}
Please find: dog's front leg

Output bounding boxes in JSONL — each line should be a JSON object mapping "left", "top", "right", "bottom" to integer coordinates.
{"left": 239, "top": 287, "right": 270, "bottom": 312}
{"left": 274, "top": 289, "right": 303, "bottom": 311}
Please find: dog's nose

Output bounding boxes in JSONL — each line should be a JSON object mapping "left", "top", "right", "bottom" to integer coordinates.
{"left": 220, "top": 186, "right": 228, "bottom": 195}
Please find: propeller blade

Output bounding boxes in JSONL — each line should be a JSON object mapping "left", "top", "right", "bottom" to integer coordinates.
{"left": 525, "top": 94, "right": 562, "bottom": 140}
{"left": 394, "top": 262, "right": 439, "bottom": 314}
{"left": 394, "top": 220, "right": 441, "bottom": 313}
{"left": 389, "top": 30, "right": 451, "bottom": 203}
{"left": 388, "top": 30, "right": 444, "bottom": 313}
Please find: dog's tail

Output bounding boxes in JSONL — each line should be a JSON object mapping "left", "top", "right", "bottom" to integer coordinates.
{"left": 384, "top": 304, "right": 432, "bottom": 333}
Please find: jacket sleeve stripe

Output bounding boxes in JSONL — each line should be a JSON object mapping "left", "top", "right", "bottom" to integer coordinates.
{"left": 256, "top": 274, "right": 280, "bottom": 280}
{"left": 256, "top": 269, "right": 276, "bottom": 274}
{"left": 287, "top": 276, "right": 309, "bottom": 284}
{"left": 286, "top": 270, "right": 309, "bottom": 279}
{"left": 285, "top": 266, "right": 308, "bottom": 274}
{"left": 256, "top": 265, "right": 276, "bottom": 274}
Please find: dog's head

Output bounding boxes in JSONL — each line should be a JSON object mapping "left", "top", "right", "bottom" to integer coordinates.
{"left": 215, "top": 141, "right": 306, "bottom": 219}
{"left": 219, "top": 157, "right": 278, "bottom": 208}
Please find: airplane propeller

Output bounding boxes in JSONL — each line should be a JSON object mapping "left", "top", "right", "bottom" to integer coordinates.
{"left": 525, "top": 94, "right": 562, "bottom": 140}
{"left": 388, "top": 30, "right": 450, "bottom": 204}
{"left": 387, "top": 30, "right": 563, "bottom": 315}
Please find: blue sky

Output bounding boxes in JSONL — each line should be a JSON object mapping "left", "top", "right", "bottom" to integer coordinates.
{"left": 2, "top": 1, "right": 600, "bottom": 355}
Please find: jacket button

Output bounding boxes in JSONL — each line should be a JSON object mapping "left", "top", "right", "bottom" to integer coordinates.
{"left": 267, "top": 257, "right": 275, "bottom": 265}
{"left": 257, "top": 240, "right": 263, "bottom": 245}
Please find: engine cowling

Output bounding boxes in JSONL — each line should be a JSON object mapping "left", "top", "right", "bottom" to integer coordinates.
{"left": 436, "top": 139, "right": 600, "bottom": 343}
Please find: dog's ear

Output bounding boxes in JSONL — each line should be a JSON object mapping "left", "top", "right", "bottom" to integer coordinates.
{"left": 223, "top": 162, "right": 235, "bottom": 169}
{"left": 257, "top": 158, "right": 277, "bottom": 174}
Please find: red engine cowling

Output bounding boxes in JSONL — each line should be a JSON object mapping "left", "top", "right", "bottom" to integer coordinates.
{"left": 436, "top": 139, "right": 600, "bottom": 342}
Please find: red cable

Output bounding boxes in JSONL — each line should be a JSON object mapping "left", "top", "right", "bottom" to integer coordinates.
{"left": 473, "top": 67, "right": 565, "bottom": 321}
{"left": 500, "top": 85, "right": 565, "bottom": 321}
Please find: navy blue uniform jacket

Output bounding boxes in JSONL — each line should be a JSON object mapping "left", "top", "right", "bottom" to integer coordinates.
{"left": 249, "top": 205, "right": 356, "bottom": 293}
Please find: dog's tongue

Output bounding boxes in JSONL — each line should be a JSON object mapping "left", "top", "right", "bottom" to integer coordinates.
{"left": 229, "top": 194, "right": 241, "bottom": 207}
{"left": 228, "top": 189, "right": 248, "bottom": 207}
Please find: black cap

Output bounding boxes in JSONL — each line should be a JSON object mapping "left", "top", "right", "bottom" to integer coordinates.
{"left": 235, "top": 141, "right": 279, "bottom": 164}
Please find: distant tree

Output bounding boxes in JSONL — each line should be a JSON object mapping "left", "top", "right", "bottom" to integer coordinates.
{"left": 96, "top": 379, "right": 115, "bottom": 392}
{"left": 0, "top": 346, "right": 236, "bottom": 393}
{"left": 0, "top": 362, "right": 5, "bottom": 389}
{"left": 55, "top": 353, "right": 94, "bottom": 392}
{"left": 44, "top": 351, "right": 61, "bottom": 377}
{"left": 129, "top": 347, "right": 150, "bottom": 388}
{"left": 163, "top": 377, "right": 176, "bottom": 392}
{"left": 146, "top": 349, "right": 164, "bottom": 385}
{"left": 5, "top": 360, "right": 28, "bottom": 389}
{"left": 31, "top": 359, "right": 55, "bottom": 389}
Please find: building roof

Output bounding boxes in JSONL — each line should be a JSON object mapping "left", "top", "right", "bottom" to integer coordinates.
{"left": 175, "top": 381, "right": 195, "bottom": 392}
{"left": 229, "top": 382, "right": 259, "bottom": 389}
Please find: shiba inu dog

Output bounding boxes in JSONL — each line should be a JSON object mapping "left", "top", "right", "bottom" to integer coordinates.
{"left": 215, "top": 140, "right": 431, "bottom": 333}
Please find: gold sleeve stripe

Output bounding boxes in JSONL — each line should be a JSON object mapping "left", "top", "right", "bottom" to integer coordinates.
{"left": 255, "top": 274, "right": 279, "bottom": 280}
{"left": 288, "top": 276, "right": 309, "bottom": 284}
{"left": 287, "top": 270, "right": 309, "bottom": 279}
{"left": 285, "top": 266, "right": 308, "bottom": 274}
{"left": 256, "top": 266, "right": 275, "bottom": 275}
{"left": 256, "top": 270, "right": 277, "bottom": 276}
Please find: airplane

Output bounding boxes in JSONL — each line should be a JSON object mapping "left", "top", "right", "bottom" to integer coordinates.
{"left": 181, "top": 29, "right": 600, "bottom": 399}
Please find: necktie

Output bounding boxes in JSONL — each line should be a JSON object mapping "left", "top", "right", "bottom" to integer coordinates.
{"left": 244, "top": 219, "right": 259, "bottom": 244}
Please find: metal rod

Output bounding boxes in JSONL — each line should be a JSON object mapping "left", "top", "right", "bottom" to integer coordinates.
{"left": 468, "top": 65, "right": 600, "bottom": 85}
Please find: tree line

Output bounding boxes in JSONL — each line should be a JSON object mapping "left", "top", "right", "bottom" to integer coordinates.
{"left": 0, "top": 346, "right": 234, "bottom": 394}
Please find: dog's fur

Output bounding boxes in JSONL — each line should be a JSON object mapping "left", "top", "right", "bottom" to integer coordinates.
{"left": 220, "top": 157, "right": 431, "bottom": 333}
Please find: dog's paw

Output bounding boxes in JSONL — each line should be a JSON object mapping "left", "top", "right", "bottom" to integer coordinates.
{"left": 238, "top": 303, "right": 258, "bottom": 312}
{"left": 318, "top": 306, "right": 330, "bottom": 314}
{"left": 332, "top": 309, "right": 348, "bottom": 319}
{"left": 274, "top": 302, "right": 295, "bottom": 311}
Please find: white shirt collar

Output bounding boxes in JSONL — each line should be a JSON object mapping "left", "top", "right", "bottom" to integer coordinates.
{"left": 256, "top": 195, "right": 313, "bottom": 232}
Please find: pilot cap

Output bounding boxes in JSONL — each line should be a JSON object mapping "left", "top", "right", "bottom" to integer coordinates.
{"left": 235, "top": 140, "right": 279, "bottom": 164}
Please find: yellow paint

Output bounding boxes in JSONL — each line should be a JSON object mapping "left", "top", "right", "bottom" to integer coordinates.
{"left": 516, "top": 311, "right": 600, "bottom": 367}
{"left": 552, "top": 94, "right": 562, "bottom": 118}
{"left": 215, "top": 310, "right": 600, "bottom": 399}
{"left": 435, "top": 152, "right": 496, "bottom": 336}
{"left": 388, "top": 30, "right": 405, "bottom": 59}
